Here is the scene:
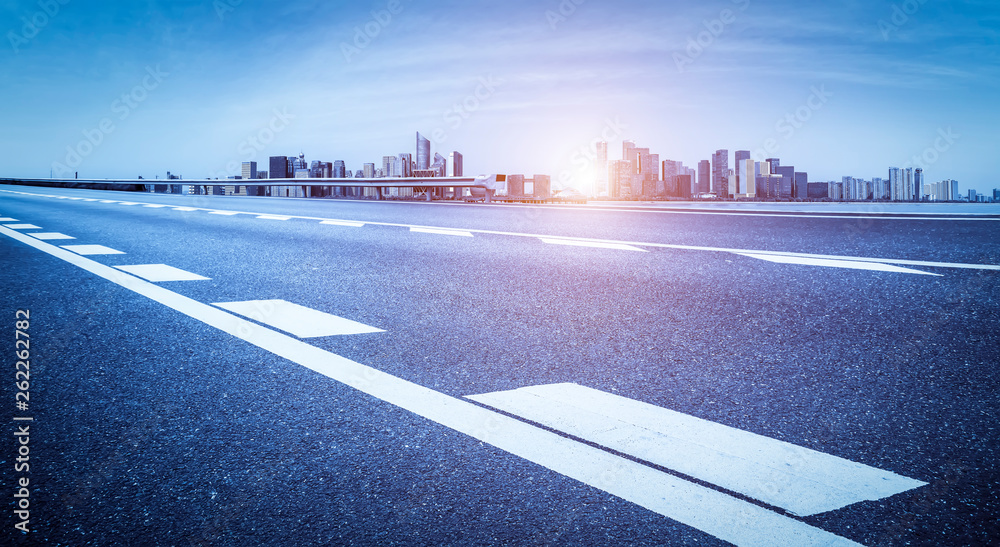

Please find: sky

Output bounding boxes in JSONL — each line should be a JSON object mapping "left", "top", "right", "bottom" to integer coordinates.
{"left": 2, "top": 0, "right": 999, "bottom": 196}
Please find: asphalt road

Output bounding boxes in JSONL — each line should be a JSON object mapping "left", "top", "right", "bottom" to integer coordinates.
{"left": 1, "top": 186, "right": 998, "bottom": 546}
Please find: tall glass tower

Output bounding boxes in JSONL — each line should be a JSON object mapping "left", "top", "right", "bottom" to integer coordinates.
{"left": 416, "top": 132, "right": 431, "bottom": 171}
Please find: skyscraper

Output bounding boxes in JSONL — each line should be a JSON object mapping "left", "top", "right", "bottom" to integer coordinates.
{"left": 712, "top": 150, "right": 729, "bottom": 197}
{"left": 734, "top": 150, "right": 750, "bottom": 194}
{"left": 698, "top": 160, "right": 711, "bottom": 195}
{"left": 416, "top": 132, "right": 430, "bottom": 170}
{"left": 382, "top": 156, "right": 397, "bottom": 178}
{"left": 738, "top": 159, "right": 755, "bottom": 198}
{"left": 448, "top": 151, "right": 464, "bottom": 177}
{"left": 363, "top": 163, "right": 375, "bottom": 178}
{"left": 914, "top": 168, "right": 924, "bottom": 201}
{"left": 398, "top": 153, "right": 413, "bottom": 177}
{"left": 622, "top": 140, "right": 637, "bottom": 172}
{"left": 333, "top": 160, "right": 346, "bottom": 178}
{"left": 431, "top": 153, "right": 447, "bottom": 177}
{"left": 609, "top": 160, "right": 632, "bottom": 199}
{"left": 268, "top": 157, "right": 287, "bottom": 180}
{"left": 794, "top": 172, "right": 808, "bottom": 199}
{"left": 241, "top": 161, "right": 257, "bottom": 180}
{"left": 888, "top": 167, "right": 902, "bottom": 201}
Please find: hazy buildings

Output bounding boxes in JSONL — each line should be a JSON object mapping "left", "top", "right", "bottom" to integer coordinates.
{"left": 448, "top": 151, "right": 464, "bottom": 177}
{"left": 595, "top": 141, "right": 608, "bottom": 196}
{"left": 382, "top": 156, "right": 397, "bottom": 178}
{"left": 398, "top": 153, "right": 413, "bottom": 178}
{"left": 610, "top": 160, "right": 632, "bottom": 199}
{"left": 242, "top": 161, "right": 257, "bottom": 180}
{"left": 363, "top": 163, "right": 375, "bottom": 178}
{"left": 416, "top": 132, "right": 430, "bottom": 171}
{"left": 698, "top": 160, "right": 711, "bottom": 195}
{"left": 738, "top": 159, "right": 755, "bottom": 198}
{"left": 533, "top": 175, "right": 552, "bottom": 198}
{"left": 268, "top": 157, "right": 287, "bottom": 180}
{"left": 507, "top": 174, "right": 525, "bottom": 197}
{"left": 333, "top": 160, "right": 346, "bottom": 178}
{"left": 712, "top": 149, "right": 728, "bottom": 197}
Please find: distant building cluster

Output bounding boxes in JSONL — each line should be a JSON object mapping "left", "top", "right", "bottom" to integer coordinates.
{"left": 594, "top": 140, "right": 985, "bottom": 202}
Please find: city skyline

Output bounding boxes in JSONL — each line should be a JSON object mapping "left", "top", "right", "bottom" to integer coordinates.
{"left": 2, "top": 1, "right": 998, "bottom": 194}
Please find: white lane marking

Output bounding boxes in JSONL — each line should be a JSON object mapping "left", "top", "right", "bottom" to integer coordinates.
{"left": 213, "top": 300, "right": 385, "bottom": 338}
{"left": 468, "top": 383, "right": 926, "bottom": 517}
{"left": 172, "top": 207, "right": 198, "bottom": 211}
{"left": 117, "top": 202, "right": 141, "bottom": 206}
{"left": 209, "top": 211, "right": 241, "bottom": 216}
{"left": 410, "top": 227, "right": 474, "bottom": 237}
{"left": 0, "top": 224, "right": 864, "bottom": 547}
{"left": 540, "top": 238, "right": 648, "bottom": 252}
{"left": 114, "top": 264, "right": 211, "bottom": 282}
{"left": 256, "top": 215, "right": 291, "bottom": 221}
{"left": 737, "top": 253, "right": 943, "bottom": 277}
{"left": 321, "top": 220, "right": 366, "bottom": 228}
{"left": 81, "top": 198, "right": 100, "bottom": 202}
{"left": 99, "top": 200, "right": 119, "bottom": 203}
{"left": 66, "top": 197, "right": 84, "bottom": 200}
{"left": 143, "top": 204, "right": 168, "bottom": 208}
{"left": 0, "top": 218, "right": 19, "bottom": 222}
{"left": 61, "top": 244, "right": 125, "bottom": 256}
{"left": 29, "top": 233, "right": 76, "bottom": 241}
{"left": 4, "top": 224, "right": 42, "bottom": 230}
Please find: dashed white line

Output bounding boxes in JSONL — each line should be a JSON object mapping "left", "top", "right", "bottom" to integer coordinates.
{"left": 61, "top": 244, "right": 125, "bottom": 256}
{"left": 256, "top": 215, "right": 291, "bottom": 221}
{"left": 214, "top": 300, "right": 384, "bottom": 338}
{"left": 172, "top": 207, "right": 198, "bottom": 212}
{"left": 29, "top": 233, "right": 76, "bottom": 241}
{"left": 737, "top": 253, "right": 942, "bottom": 276}
{"left": 468, "top": 383, "right": 926, "bottom": 517}
{"left": 541, "top": 238, "right": 648, "bottom": 252}
{"left": 410, "top": 227, "right": 474, "bottom": 237}
{"left": 321, "top": 220, "right": 366, "bottom": 228}
{"left": 3, "top": 224, "right": 42, "bottom": 230}
{"left": 143, "top": 204, "right": 168, "bottom": 208}
{"left": 0, "top": 218, "right": 19, "bottom": 222}
{"left": 209, "top": 211, "right": 241, "bottom": 216}
{"left": 114, "top": 264, "right": 211, "bottom": 282}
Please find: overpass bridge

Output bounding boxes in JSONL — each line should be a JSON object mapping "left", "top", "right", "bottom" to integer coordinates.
{"left": 0, "top": 174, "right": 508, "bottom": 202}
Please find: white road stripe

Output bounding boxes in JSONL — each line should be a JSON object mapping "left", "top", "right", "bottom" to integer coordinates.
{"left": 321, "top": 220, "right": 366, "bottom": 227}
{"left": 115, "top": 264, "right": 211, "bottom": 282}
{"left": 0, "top": 218, "right": 19, "bottom": 222}
{"left": 4, "top": 224, "right": 42, "bottom": 230}
{"left": 29, "top": 233, "right": 76, "bottom": 241}
{"left": 99, "top": 200, "right": 119, "bottom": 203}
{"left": 117, "top": 202, "right": 141, "bottom": 206}
{"left": 61, "top": 244, "right": 125, "bottom": 256}
{"left": 737, "top": 253, "right": 942, "bottom": 277}
{"left": 209, "top": 211, "right": 241, "bottom": 216}
{"left": 0, "top": 224, "right": 864, "bottom": 547}
{"left": 143, "top": 204, "right": 168, "bottom": 208}
{"left": 541, "top": 238, "right": 648, "bottom": 252}
{"left": 468, "top": 383, "right": 926, "bottom": 517}
{"left": 256, "top": 215, "right": 291, "bottom": 221}
{"left": 410, "top": 227, "right": 474, "bottom": 237}
{"left": 214, "top": 300, "right": 385, "bottom": 338}
{"left": 172, "top": 207, "right": 198, "bottom": 211}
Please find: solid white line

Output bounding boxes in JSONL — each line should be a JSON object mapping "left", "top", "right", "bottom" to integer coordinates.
{"left": 29, "top": 233, "right": 76, "bottom": 241}
{"left": 540, "top": 238, "right": 648, "bottom": 252}
{"left": 0, "top": 224, "right": 863, "bottom": 547}
{"left": 737, "top": 253, "right": 942, "bottom": 277}
{"left": 468, "top": 383, "right": 926, "bottom": 517}
{"left": 115, "top": 264, "right": 211, "bottom": 282}
{"left": 410, "top": 227, "right": 474, "bottom": 237}
{"left": 61, "top": 244, "right": 125, "bottom": 256}
{"left": 213, "top": 300, "right": 384, "bottom": 338}
{"left": 321, "top": 220, "right": 366, "bottom": 227}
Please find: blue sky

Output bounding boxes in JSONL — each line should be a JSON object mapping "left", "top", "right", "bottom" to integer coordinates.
{"left": 2, "top": 0, "right": 998, "bottom": 195}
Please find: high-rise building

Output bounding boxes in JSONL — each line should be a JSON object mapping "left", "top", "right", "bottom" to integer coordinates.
{"left": 738, "top": 159, "right": 755, "bottom": 197}
{"left": 398, "top": 153, "right": 413, "bottom": 177}
{"left": 382, "top": 156, "right": 397, "bottom": 178}
{"left": 914, "top": 168, "right": 924, "bottom": 201}
{"left": 662, "top": 160, "right": 680, "bottom": 196}
{"left": 776, "top": 165, "right": 794, "bottom": 199}
{"left": 712, "top": 150, "right": 729, "bottom": 197}
{"left": 268, "top": 157, "right": 287, "bottom": 180}
{"left": 903, "top": 168, "right": 914, "bottom": 202}
{"left": 333, "top": 160, "right": 346, "bottom": 178}
{"left": 534, "top": 175, "right": 551, "bottom": 198}
{"left": 638, "top": 151, "right": 659, "bottom": 196}
{"left": 622, "top": 141, "right": 637, "bottom": 171}
{"left": 416, "top": 132, "right": 431, "bottom": 170}
{"left": 363, "top": 163, "right": 375, "bottom": 178}
{"left": 448, "top": 152, "right": 464, "bottom": 177}
{"left": 794, "top": 172, "right": 808, "bottom": 199}
{"left": 888, "top": 167, "right": 902, "bottom": 201}
{"left": 609, "top": 160, "right": 632, "bottom": 199}
{"left": 734, "top": 150, "right": 750, "bottom": 194}
{"left": 595, "top": 141, "right": 608, "bottom": 196}
{"left": 242, "top": 161, "right": 257, "bottom": 180}
{"left": 507, "top": 174, "right": 525, "bottom": 196}
{"left": 431, "top": 153, "right": 447, "bottom": 177}
{"left": 698, "top": 160, "right": 711, "bottom": 195}
{"left": 675, "top": 174, "right": 692, "bottom": 198}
